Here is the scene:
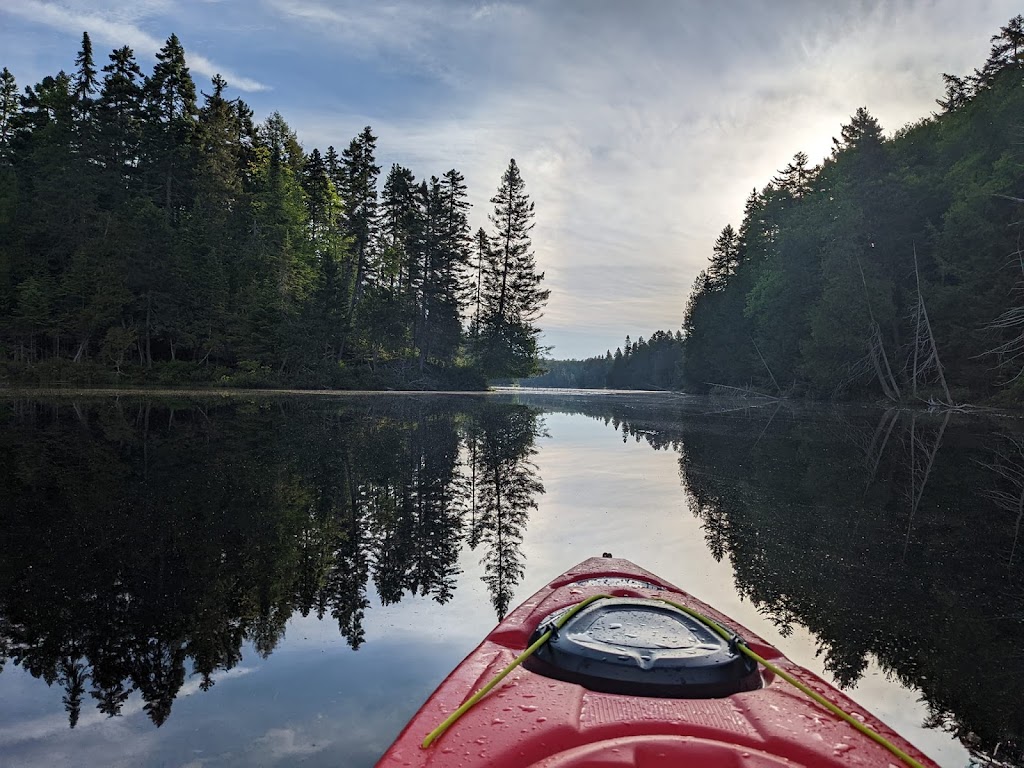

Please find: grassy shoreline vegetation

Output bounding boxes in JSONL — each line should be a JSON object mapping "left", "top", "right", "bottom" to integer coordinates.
{"left": 0, "top": 34, "right": 548, "bottom": 391}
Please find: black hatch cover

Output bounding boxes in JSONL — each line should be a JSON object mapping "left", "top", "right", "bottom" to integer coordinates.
{"left": 523, "top": 597, "right": 762, "bottom": 698}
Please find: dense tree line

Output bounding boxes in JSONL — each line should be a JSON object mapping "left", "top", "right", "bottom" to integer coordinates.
{"left": 683, "top": 16, "right": 1024, "bottom": 403}
{"left": 0, "top": 34, "right": 548, "bottom": 389}
{"left": 522, "top": 329, "right": 684, "bottom": 389}
{"left": 0, "top": 396, "right": 544, "bottom": 727}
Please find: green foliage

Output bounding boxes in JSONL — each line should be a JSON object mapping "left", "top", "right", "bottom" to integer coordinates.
{"left": 682, "top": 16, "right": 1024, "bottom": 401}
{"left": 473, "top": 159, "right": 549, "bottom": 379}
{"left": 521, "top": 330, "right": 685, "bottom": 390}
{"left": 0, "top": 34, "right": 549, "bottom": 389}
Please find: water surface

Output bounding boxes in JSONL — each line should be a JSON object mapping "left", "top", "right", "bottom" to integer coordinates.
{"left": 0, "top": 391, "right": 1021, "bottom": 767}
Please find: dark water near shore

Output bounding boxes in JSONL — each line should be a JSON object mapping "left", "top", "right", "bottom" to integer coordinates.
{"left": 0, "top": 391, "right": 1022, "bottom": 768}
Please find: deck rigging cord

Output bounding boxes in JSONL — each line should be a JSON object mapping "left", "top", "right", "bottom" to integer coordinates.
{"left": 421, "top": 593, "right": 927, "bottom": 768}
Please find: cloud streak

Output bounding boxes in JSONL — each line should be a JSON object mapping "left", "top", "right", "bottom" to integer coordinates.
{"left": 0, "top": 0, "right": 269, "bottom": 92}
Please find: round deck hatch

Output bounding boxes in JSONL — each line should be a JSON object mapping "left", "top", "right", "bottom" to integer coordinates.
{"left": 523, "top": 598, "right": 761, "bottom": 698}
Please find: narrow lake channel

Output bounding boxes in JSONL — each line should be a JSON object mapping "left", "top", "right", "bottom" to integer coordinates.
{"left": 0, "top": 391, "right": 1021, "bottom": 767}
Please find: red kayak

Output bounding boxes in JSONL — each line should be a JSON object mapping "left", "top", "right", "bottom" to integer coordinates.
{"left": 377, "top": 557, "right": 939, "bottom": 767}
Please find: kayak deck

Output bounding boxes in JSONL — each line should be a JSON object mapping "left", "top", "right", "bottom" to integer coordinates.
{"left": 377, "top": 557, "right": 938, "bottom": 767}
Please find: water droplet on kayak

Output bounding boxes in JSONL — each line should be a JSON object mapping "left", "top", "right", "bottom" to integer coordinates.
{"left": 519, "top": 704, "right": 538, "bottom": 712}
{"left": 522, "top": 693, "right": 536, "bottom": 699}
{"left": 833, "top": 743, "right": 853, "bottom": 754}
{"left": 536, "top": 717, "right": 547, "bottom": 723}
{"left": 607, "top": 622, "right": 623, "bottom": 629}
{"left": 492, "top": 718, "right": 505, "bottom": 724}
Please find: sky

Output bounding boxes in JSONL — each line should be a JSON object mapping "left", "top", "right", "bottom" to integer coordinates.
{"left": 0, "top": 0, "right": 1019, "bottom": 359}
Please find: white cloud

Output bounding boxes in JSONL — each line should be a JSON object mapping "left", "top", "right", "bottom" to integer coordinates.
{"left": 0, "top": 666, "right": 256, "bottom": 749}
{"left": 0, "top": 0, "right": 269, "bottom": 92}
{"left": 270, "top": 0, "right": 1019, "bottom": 357}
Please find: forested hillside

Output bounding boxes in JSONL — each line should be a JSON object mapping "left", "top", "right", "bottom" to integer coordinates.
{"left": 683, "top": 16, "right": 1024, "bottom": 403}
{"left": 521, "top": 330, "right": 684, "bottom": 389}
{"left": 0, "top": 34, "right": 547, "bottom": 389}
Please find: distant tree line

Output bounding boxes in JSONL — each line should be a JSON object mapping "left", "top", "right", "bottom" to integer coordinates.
{"left": 682, "top": 15, "right": 1024, "bottom": 403}
{"left": 0, "top": 33, "right": 547, "bottom": 389}
{"left": 522, "top": 329, "right": 684, "bottom": 390}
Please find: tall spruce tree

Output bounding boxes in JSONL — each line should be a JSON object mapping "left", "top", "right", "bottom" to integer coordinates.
{"left": 0, "top": 68, "right": 17, "bottom": 160}
{"left": 96, "top": 47, "right": 145, "bottom": 197}
{"left": 476, "top": 159, "right": 548, "bottom": 378}
{"left": 339, "top": 126, "right": 379, "bottom": 311}
{"left": 143, "top": 33, "right": 197, "bottom": 219}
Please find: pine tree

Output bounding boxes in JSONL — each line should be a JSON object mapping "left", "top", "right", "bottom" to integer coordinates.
{"left": 773, "top": 151, "right": 815, "bottom": 199}
{"left": 471, "top": 227, "right": 489, "bottom": 339}
{"left": 831, "top": 107, "right": 883, "bottom": 156}
{"left": 708, "top": 224, "right": 740, "bottom": 288}
{"left": 477, "top": 159, "right": 549, "bottom": 378}
{"left": 72, "top": 32, "right": 99, "bottom": 118}
{"left": 339, "top": 126, "right": 380, "bottom": 311}
{"left": 97, "top": 47, "right": 145, "bottom": 195}
{"left": 0, "top": 67, "right": 17, "bottom": 162}
{"left": 936, "top": 73, "right": 972, "bottom": 113}
{"left": 424, "top": 168, "right": 471, "bottom": 366}
{"left": 979, "top": 15, "right": 1024, "bottom": 85}
{"left": 143, "top": 33, "right": 198, "bottom": 218}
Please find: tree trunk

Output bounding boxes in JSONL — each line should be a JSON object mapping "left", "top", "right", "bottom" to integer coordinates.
{"left": 145, "top": 293, "right": 153, "bottom": 369}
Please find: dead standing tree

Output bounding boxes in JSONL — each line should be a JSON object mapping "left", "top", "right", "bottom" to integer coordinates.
{"left": 849, "top": 245, "right": 954, "bottom": 405}
{"left": 909, "top": 245, "right": 953, "bottom": 404}
{"left": 856, "top": 258, "right": 902, "bottom": 402}
{"left": 981, "top": 198, "right": 1024, "bottom": 379}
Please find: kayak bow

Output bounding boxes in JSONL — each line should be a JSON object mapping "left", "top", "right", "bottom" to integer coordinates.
{"left": 377, "top": 557, "right": 939, "bottom": 768}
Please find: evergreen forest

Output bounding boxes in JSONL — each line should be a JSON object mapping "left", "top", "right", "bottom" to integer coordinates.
{"left": 0, "top": 33, "right": 548, "bottom": 389}
{"left": 681, "top": 15, "right": 1024, "bottom": 403}
{"left": 521, "top": 330, "right": 685, "bottom": 390}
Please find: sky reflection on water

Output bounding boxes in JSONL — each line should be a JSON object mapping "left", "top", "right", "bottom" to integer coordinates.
{"left": 2, "top": 393, "right": 1021, "bottom": 767}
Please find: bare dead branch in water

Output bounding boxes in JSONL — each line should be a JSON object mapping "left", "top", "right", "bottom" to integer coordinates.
{"left": 706, "top": 383, "right": 779, "bottom": 399}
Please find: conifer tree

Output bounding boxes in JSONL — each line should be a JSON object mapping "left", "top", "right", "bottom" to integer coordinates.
{"left": 339, "top": 126, "right": 380, "bottom": 310}
{"left": 477, "top": 159, "right": 548, "bottom": 378}
{"left": 97, "top": 47, "right": 145, "bottom": 195}
{"left": 773, "top": 152, "right": 814, "bottom": 199}
{"left": 72, "top": 32, "right": 98, "bottom": 117}
{"left": 471, "top": 227, "right": 489, "bottom": 338}
{"left": 708, "top": 225, "right": 740, "bottom": 288}
{"left": 143, "top": 33, "right": 197, "bottom": 218}
{"left": 0, "top": 67, "right": 18, "bottom": 161}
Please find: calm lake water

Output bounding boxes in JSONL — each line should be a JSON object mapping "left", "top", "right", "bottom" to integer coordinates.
{"left": 1, "top": 390, "right": 1022, "bottom": 768}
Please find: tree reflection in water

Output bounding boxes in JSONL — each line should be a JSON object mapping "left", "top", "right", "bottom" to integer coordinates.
{"left": 529, "top": 394, "right": 1024, "bottom": 767}
{"left": 4, "top": 392, "right": 1022, "bottom": 766}
{"left": 0, "top": 397, "right": 544, "bottom": 729}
